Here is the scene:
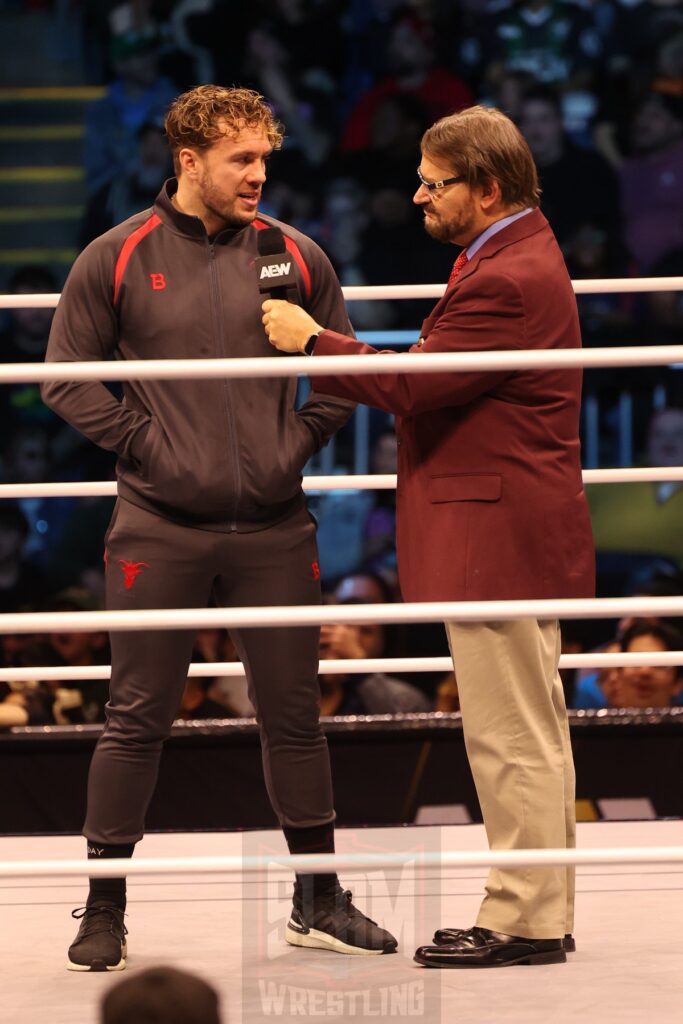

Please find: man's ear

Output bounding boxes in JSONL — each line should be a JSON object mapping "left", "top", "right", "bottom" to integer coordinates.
{"left": 478, "top": 176, "right": 502, "bottom": 214}
{"left": 177, "top": 147, "right": 202, "bottom": 180}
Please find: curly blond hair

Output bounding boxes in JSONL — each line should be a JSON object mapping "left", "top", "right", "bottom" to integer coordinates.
{"left": 164, "top": 85, "right": 284, "bottom": 174}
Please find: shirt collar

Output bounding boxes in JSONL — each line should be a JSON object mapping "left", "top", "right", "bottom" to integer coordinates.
{"left": 466, "top": 208, "right": 533, "bottom": 260}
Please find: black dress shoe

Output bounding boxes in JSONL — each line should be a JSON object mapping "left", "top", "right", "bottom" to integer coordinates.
{"left": 433, "top": 926, "right": 576, "bottom": 953}
{"left": 414, "top": 926, "right": 566, "bottom": 968}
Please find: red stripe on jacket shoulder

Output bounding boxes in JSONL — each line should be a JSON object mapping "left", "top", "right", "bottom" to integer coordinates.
{"left": 253, "top": 218, "right": 312, "bottom": 299}
{"left": 113, "top": 213, "right": 162, "bottom": 305}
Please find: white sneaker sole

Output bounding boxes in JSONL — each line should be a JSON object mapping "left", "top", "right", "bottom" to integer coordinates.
{"left": 66, "top": 941, "right": 127, "bottom": 972}
{"left": 286, "top": 921, "right": 386, "bottom": 956}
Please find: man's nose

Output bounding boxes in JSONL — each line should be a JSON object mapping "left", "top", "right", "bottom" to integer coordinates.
{"left": 247, "top": 161, "right": 267, "bottom": 184}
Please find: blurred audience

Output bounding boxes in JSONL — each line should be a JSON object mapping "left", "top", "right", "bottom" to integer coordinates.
{"left": 572, "top": 567, "right": 683, "bottom": 708}
{"left": 319, "top": 572, "right": 430, "bottom": 715}
{"left": 518, "top": 84, "right": 620, "bottom": 252}
{"left": 1, "top": 424, "right": 76, "bottom": 566}
{"left": 341, "top": 8, "right": 472, "bottom": 153}
{"left": 606, "top": 621, "right": 683, "bottom": 709}
{"left": 0, "top": 504, "right": 48, "bottom": 614}
{"left": 83, "top": 8, "right": 176, "bottom": 193}
{"left": 81, "top": 119, "right": 173, "bottom": 246}
{"left": 587, "top": 406, "right": 683, "bottom": 574}
{"left": 43, "top": 587, "right": 111, "bottom": 724}
{"left": 619, "top": 92, "right": 683, "bottom": 272}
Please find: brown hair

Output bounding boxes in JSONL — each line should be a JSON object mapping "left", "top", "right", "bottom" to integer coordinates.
{"left": 422, "top": 105, "right": 540, "bottom": 209}
{"left": 101, "top": 966, "right": 220, "bottom": 1024}
{"left": 164, "top": 85, "right": 284, "bottom": 175}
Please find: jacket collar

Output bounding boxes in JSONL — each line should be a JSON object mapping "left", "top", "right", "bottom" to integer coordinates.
{"left": 454, "top": 207, "right": 548, "bottom": 287}
{"left": 154, "top": 178, "right": 250, "bottom": 244}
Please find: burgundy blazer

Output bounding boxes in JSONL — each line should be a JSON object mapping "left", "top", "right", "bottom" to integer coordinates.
{"left": 312, "top": 208, "right": 595, "bottom": 603}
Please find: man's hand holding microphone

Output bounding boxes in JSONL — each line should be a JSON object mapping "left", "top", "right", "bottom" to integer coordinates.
{"left": 256, "top": 224, "right": 324, "bottom": 353}
{"left": 262, "top": 297, "right": 323, "bottom": 354}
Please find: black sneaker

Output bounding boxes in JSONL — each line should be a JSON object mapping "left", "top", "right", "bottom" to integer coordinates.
{"left": 286, "top": 883, "right": 398, "bottom": 956}
{"left": 67, "top": 902, "right": 128, "bottom": 972}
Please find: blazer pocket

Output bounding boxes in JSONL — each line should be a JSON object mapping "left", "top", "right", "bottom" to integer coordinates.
{"left": 428, "top": 474, "right": 502, "bottom": 503}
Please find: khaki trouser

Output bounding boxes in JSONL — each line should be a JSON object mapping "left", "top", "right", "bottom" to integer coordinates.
{"left": 446, "top": 618, "right": 575, "bottom": 939}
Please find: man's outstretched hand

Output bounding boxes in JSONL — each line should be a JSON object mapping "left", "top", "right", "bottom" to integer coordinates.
{"left": 262, "top": 299, "right": 323, "bottom": 353}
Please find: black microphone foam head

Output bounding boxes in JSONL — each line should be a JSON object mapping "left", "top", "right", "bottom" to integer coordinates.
{"left": 257, "top": 226, "right": 286, "bottom": 256}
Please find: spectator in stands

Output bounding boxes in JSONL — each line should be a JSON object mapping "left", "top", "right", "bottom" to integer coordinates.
{"left": 360, "top": 430, "right": 398, "bottom": 578}
{"left": 587, "top": 406, "right": 683, "bottom": 573}
{"left": 83, "top": 18, "right": 176, "bottom": 193}
{"left": 177, "top": 628, "right": 252, "bottom": 720}
{"left": 0, "top": 504, "right": 47, "bottom": 613}
{"left": 101, "top": 965, "right": 221, "bottom": 1024}
{"left": 0, "top": 612, "right": 57, "bottom": 728}
{"left": 0, "top": 265, "right": 56, "bottom": 366}
{"left": 319, "top": 573, "right": 428, "bottom": 716}
{"left": 314, "top": 178, "right": 391, "bottom": 332}
{"left": 0, "top": 266, "right": 81, "bottom": 454}
{"left": 619, "top": 91, "right": 683, "bottom": 271}
{"left": 0, "top": 679, "right": 54, "bottom": 729}
{"left": 340, "top": 8, "right": 473, "bottom": 154}
{"left": 242, "top": 21, "right": 337, "bottom": 182}
{"left": 606, "top": 621, "right": 683, "bottom": 708}
{"left": 481, "top": 0, "right": 603, "bottom": 97}
{"left": 44, "top": 587, "right": 111, "bottom": 724}
{"left": 647, "top": 242, "right": 683, "bottom": 344}
{"left": 572, "top": 568, "right": 683, "bottom": 708}
{"left": 562, "top": 222, "right": 635, "bottom": 346}
{"left": 1, "top": 424, "right": 75, "bottom": 567}
{"left": 80, "top": 119, "right": 173, "bottom": 246}
{"left": 176, "top": 677, "right": 236, "bottom": 721}
{"left": 342, "top": 93, "right": 431, "bottom": 192}
{"left": 518, "top": 85, "right": 620, "bottom": 252}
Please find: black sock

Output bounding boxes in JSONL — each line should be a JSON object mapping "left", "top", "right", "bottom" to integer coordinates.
{"left": 86, "top": 840, "right": 134, "bottom": 909}
{"left": 283, "top": 821, "right": 338, "bottom": 899}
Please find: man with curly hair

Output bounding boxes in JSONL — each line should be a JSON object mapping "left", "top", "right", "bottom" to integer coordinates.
{"left": 44, "top": 85, "right": 397, "bottom": 971}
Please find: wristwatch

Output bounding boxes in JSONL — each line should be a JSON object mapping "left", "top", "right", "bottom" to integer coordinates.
{"left": 304, "top": 331, "right": 322, "bottom": 355}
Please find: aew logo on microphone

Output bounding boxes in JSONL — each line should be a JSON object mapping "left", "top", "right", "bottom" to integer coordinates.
{"left": 260, "top": 261, "right": 291, "bottom": 280}
{"left": 255, "top": 253, "right": 297, "bottom": 291}
{"left": 255, "top": 226, "right": 299, "bottom": 294}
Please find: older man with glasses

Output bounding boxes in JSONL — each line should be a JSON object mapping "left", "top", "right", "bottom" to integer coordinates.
{"left": 263, "top": 104, "right": 596, "bottom": 968}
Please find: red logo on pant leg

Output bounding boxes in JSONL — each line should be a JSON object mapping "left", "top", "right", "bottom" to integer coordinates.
{"left": 150, "top": 273, "right": 166, "bottom": 290}
{"left": 311, "top": 561, "right": 320, "bottom": 581}
{"left": 118, "top": 560, "right": 149, "bottom": 589}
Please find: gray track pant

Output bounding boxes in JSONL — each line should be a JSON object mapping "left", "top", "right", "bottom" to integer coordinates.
{"left": 84, "top": 499, "right": 333, "bottom": 845}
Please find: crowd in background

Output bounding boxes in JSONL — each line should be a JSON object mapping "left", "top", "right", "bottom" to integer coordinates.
{"left": 2, "top": 0, "right": 683, "bottom": 725}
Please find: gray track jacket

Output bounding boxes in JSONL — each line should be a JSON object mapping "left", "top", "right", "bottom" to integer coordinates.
{"left": 42, "top": 181, "right": 355, "bottom": 531}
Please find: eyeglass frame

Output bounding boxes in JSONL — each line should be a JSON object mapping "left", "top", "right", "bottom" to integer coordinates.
{"left": 416, "top": 167, "right": 466, "bottom": 192}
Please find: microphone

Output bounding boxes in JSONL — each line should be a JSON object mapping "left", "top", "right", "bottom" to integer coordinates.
{"left": 255, "top": 227, "right": 299, "bottom": 303}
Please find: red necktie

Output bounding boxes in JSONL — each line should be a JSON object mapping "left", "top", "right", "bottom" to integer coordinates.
{"left": 448, "top": 249, "right": 469, "bottom": 287}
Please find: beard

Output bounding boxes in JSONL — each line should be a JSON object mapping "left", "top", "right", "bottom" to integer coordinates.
{"left": 422, "top": 195, "right": 476, "bottom": 245}
{"left": 198, "top": 169, "right": 257, "bottom": 228}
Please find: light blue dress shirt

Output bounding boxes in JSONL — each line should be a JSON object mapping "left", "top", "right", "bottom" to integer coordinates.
{"left": 466, "top": 207, "right": 533, "bottom": 260}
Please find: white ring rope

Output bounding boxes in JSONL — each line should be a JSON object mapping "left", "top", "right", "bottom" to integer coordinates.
{"left": 1, "top": 596, "right": 683, "bottom": 635}
{"left": 1, "top": 278, "right": 682, "bottom": 309}
{"left": 2, "top": 345, "right": 683, "bottom": 385}
{"left": 1, "top": 651, "right": 682, "bottom": 684}
{"left": 0, "top": 467, "right": 682, "bottom": 501}
{"left": 1, "top": 846, "right": 683, "bottom": 879}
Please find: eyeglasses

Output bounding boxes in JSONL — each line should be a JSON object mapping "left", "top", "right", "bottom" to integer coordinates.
{"left": 416, "top": 168, "right": 466, "bottom": 192}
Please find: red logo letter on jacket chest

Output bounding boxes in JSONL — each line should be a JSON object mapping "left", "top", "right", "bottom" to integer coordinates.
{"left": 150, "top": 273, "right": 166, "bottom": 290}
